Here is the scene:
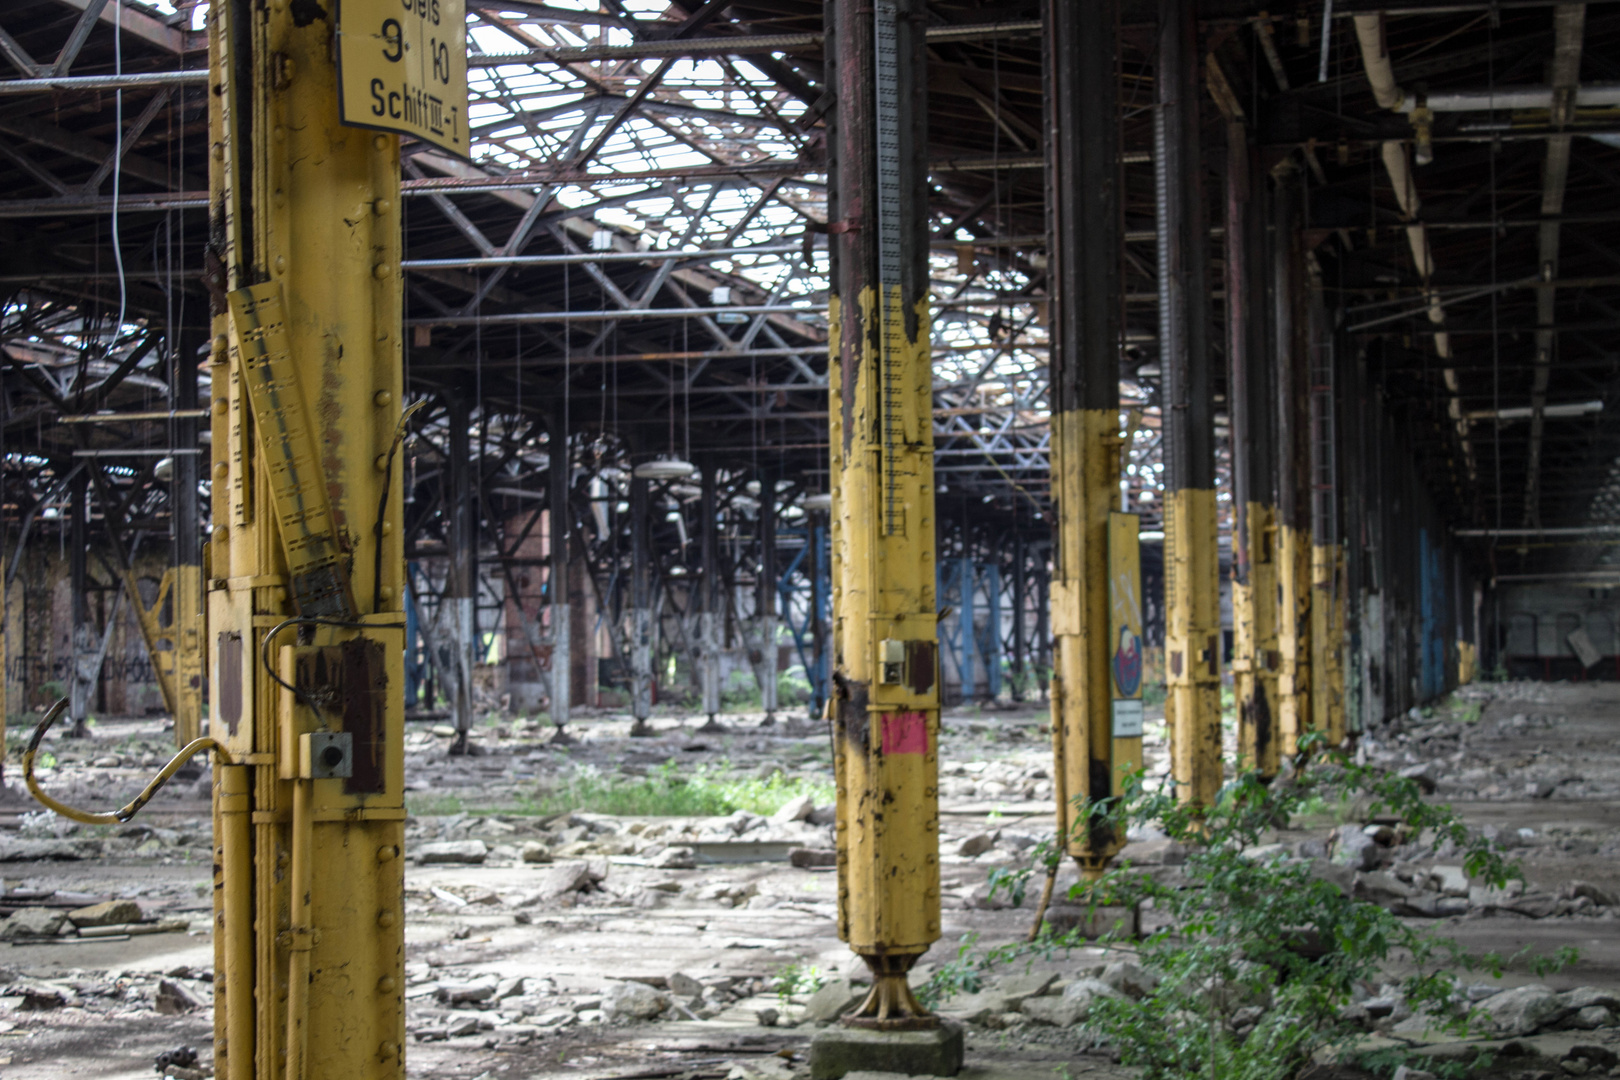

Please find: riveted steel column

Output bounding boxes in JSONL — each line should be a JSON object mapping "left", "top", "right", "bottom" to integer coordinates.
{"left": 629, "top": 467, "right": 654, "bottom": 734}
{"left": 447, "top": 395, "right": 478, "bottom": 754}
{"left": 1272, "top": 168, "right": 1313, "bottom": 754}
{"left": 549, "top": 412, "right": 571, "bottom": 734}
{"left": 1226, "top": 121, "right": 1280, "bottom": 778}
{"left": 206, "top": 0, "right": 409, "bottom": 1073}
{"left": 1308, "top": 280, "right": 1346, "bottom": 746}
{"left": 1046, "top": 0, "right": 1135, "bottom": 874}
{"left": 826, "top": 0, "right": 942, "bottom": 1027}
{"left": 68, "top": 469, "right": 93, "bottom": 737}
{"left": 1157, "top": 0, "right": 1222, "bottom": 808}
{"left": 698, "top": 461, "right": 722, "bottom": 725}
{"left": 757, "top": 471, "right": 780, "bottom": 719}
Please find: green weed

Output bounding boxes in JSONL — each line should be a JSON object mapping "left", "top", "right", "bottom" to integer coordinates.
{"left": 525, "top": 761, "right": 833, "bottom": 817}
{"left": 773, "top": 960, "right": 825, "bottom": 1004}
{"left": 934, "top": 733, "right": 1570, "bottom": 1080}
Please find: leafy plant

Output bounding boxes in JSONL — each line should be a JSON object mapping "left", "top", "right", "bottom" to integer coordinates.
{"left": 941, "top": 734, "right": 1571, "bottom": 1080}
{"left": 917, "top": 933, "right": 985, "bottom": 1007}
{"left": 773, "top": 960, "right": 825, "bottom": 1004}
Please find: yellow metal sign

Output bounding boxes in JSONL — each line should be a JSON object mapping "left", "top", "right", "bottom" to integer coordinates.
{"left": 1108, "top": 511, "right": 1145, "bottom": 736}
{"left": 338, "top": 0, "right": 468, "bottom": 157}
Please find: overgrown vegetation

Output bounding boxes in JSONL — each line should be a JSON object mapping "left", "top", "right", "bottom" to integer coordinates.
{"left": 925, "top": 735, "right": 1574, "bottom": 1080}
{"left": 408, "top": 760, "right": 833, "bottom": 819}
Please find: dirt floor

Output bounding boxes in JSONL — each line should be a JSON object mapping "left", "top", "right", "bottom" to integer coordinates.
{"left": 2, "top": 680, "right": 1620, "bottom": 1079}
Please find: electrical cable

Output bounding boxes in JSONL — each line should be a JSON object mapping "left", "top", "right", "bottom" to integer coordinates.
{"left": 23, "top": 698, "right": 233, "bottom": 825}
{"left": 111, "top": 0, "right": 128, "bottom": 339}
{"left": 371, "top": 398, "right": 428, "bottom": 612}
{"left": 259, "top": 616, "right": 406, "bottom": 719}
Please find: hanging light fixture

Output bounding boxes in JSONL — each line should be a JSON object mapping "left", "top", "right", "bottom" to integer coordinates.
{"left": 633, "top": 458, "right": 698, "bottom": 480}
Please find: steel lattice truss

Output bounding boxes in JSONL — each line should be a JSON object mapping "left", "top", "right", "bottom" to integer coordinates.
{"left": 5, "top": 0, "right": 1620, "bottom": 713}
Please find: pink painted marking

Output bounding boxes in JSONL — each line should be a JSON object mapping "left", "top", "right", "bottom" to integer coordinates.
{"left": 881, "top": 711, "right": 929, "bottom": 755}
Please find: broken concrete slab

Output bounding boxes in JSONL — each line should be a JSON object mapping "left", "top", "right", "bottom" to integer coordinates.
{"left": 416, "top": 840, "right": 489, "bottom": 865}
{"left": 67, "top": 899, "right": 142, "bottom": 928}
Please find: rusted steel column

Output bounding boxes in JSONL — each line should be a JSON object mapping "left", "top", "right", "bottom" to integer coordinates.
{"left": 1226, "top": 121, "right": 1281, "bottom": 778}
{"left": 548, "top": 410, "right": 571, "bottom": 735}
{"left": 1272, "top": 169, "right": 1314, "bottom": 754}
{"left": 825, "top": 0, "right": 943, "bottom": 1028}
{"left": 629, "top": 466, "right": 654, "bottom": 734}
{"left": 756, "top": 470, "right": 780, "bottom": 719}
{"left": 1045, "top": 0, "right": 1136, "bottom": 876}
{"left": 1156, "top": 0, "right": 1222, "bottom": 808}
{"left": 697, "top": 460, "right": 722, "bottom": 725}
{"left": 446, "top": 394, "right": 478, "bottom": 754}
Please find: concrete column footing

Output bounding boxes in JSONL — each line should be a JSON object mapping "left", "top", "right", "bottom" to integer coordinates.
{"left": 809, "top": 1019, "right": 965, "bottom": 1080}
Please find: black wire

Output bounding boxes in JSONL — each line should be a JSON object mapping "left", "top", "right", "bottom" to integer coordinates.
{"left": 260, "top": 616, "right": 406, "bottom": 718}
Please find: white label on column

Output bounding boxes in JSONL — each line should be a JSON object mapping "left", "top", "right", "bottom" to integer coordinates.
{"left": 1112, "top": 699, "right": 1144, "bottom": 738}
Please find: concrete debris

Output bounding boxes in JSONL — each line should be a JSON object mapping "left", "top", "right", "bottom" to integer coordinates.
{"left": 1100, "top": 960, "right": 1159, "bottom": 1000}
{"left": 0, "top": 906, "right": 68, "bottom": 939}
{"left": 1478, "top": 985, "right": 1568, "bottom": 1036}
{"left": 649, "top": 846, "right": 697, "bottom": 870}
{"left": 519, "top": 841, "right": 551, "bottom": 864}
{"left": 789, "top": 848, "right": 838, "bottom": 868}
{"left": 956, "top": 832, "right": 997, "bottom": 857}
{"left": 1332, "top": 826, "right": 1384, "bottom": 871}
{"left": 154, "top": 978, "right": 207, "bottom": 1015}
{"left": 416, "top": 840, "right": 490, "bottom": 865}
{"left": 770, "top": 794, "right": 815, "bottom": 823}
{"left": 67, "top": 899, "right": 143, "bottom": 927}
{"left": 805, "top": 978, "right": 862, "bottom": 1023}
{"left": 601, "top": 979, "right": 668, "bottom": 1021}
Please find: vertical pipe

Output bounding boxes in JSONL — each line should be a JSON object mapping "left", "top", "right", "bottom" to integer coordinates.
{"left": 446, "top": 396, "right": 478, "bottom": 754}
{"left": 1046, "top": 0, "right": 1132, "bottom": 874}
{"left": 809, "top": 513, "right": 828, "bottom": 720}
{"left": 1157, "top": 0, "right": 1222, "bottom": 808}
{"left": 629, "top": 468, "right": 653, "bottom": 734}
{"left": 698, "top": 462, "right": 721, "bottom": 725}
{"left": 1227, "top": 120, "right": 1280, "bottom": 778}
{"left": 1272, "top": 168, "right": 1313, "bottom": 754}
{"left": 284, "top": 778, "right": 313, "bottom": 1080}
{"left": 825, "top": 0, "right": 943, "bottom": 1028}
{"left": 172, "top": 331, "right": 205, "bottom": 746}
{"left": 214, "top": 763, "right": 253, "bottom": 1080}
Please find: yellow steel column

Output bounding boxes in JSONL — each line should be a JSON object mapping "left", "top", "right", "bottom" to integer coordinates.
{"left": 1277, "top": 525, "right": 1313, "bottom": 753}
{"left": 1157, "top": 0, "right": 1222, "bottom": 808}
{"left": 1272, "top": 168, "right": 1313, "bottom": 757}
{"left": 1224, "top": 118, "right": 1281, "bottom": 778}
{"left": 1045, "top": 0, "right": 1138, "bottom": 876}
{"left": 826, "top": 0, "right": 941, "bottom": 1027}
{"left": 206, "top": 0, "right": 459, "bottom": 1073}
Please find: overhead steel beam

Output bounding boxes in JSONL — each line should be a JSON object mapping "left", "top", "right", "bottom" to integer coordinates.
{"left": 468, "top": 19, "right": 1040, "bottom": 65}
{"left": 50, "top": 0, "right": 111, "bottom": 77}
{"left": 0, "top": 69, "right": 207, "bottom": 94}
{"left": 1524, "top": 4, "right": 1587, "bottom": 530}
